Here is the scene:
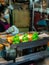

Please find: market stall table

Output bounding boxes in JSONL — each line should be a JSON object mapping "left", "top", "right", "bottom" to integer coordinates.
{"left": 0, "top": 32, "right": 49, "bottom": 65}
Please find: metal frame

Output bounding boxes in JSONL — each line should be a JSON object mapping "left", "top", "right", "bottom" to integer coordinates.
{"left": 29, "top": 0, "right": 37, "bottom": 31}
{"left": 7, "top": 0, "right": 14, "bottom": 26}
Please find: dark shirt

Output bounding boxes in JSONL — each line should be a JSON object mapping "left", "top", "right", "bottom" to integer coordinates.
{"left": 0, "top": 20, "right": 10, "bottom": 32}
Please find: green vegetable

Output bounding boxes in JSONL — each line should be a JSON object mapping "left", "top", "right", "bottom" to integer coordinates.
{"left": 22, "top": 33, "right": 29, "bottom": 42}
{"left": 32, "top": 32, "right": 38, "bottom": 41}
{"left": 13, "top": 34, "right": 20, "bottom": 44}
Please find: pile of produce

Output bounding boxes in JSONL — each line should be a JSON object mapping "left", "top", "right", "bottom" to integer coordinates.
{"left": 32, "top": 32, "right": 39, "bottom": 41}
{"left": 22, "top": 33, "right": 29, "bottom": 42}
{"left": 13, "top": 34, "right": 20, "bottom": 44}
{"left": 7, "top": 32, "right": 39, "bottom": 44}
{"left": 0, "top": 32, "right": 39, "bottom": 52}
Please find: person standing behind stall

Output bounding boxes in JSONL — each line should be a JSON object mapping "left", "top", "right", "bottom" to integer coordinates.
{"left": 0, "top": 4, "right": 19, "bottom": 35}
{"left": 0, "top": 4, "right": 10, "bottom": 32}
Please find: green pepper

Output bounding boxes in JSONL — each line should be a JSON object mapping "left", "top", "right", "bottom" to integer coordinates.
{"left": 22, "top": 33, "right": 29, "bottom": 42}
{"left": 32, "top": 32, "right": 38, "bottom": 41}
{"left": 13, "top": 34, "right": 20, "bottom": 44}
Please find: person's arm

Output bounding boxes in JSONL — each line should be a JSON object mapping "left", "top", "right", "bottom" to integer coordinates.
{"left": 10, "top": 25, "right": 19, "bottom": 35}
{"left": 0, "top": 31, "right": 7, "bottom": 35}
{"left": 0, "top": 26, "right": 14, "bottom": 35}
{"left": 0, "top": 31, "right": 10, "bottom": 35}
{"left": 0, "top": 25, "right": 19, "bottom": 35}
{"left": 5, "top": 26, "right": 14, "bottom": 34}
{"left": 0, "top": 28, "right": 12, "bottom": 35}
{"left": 6, "top": 25, "right": 19, "bottom": 34}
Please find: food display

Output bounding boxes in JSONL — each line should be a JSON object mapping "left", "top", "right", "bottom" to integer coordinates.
{"left": 0, "top": 32, "right": 48, "bottom": 46}
{"left": 6, "top": 32, "right": 39, "bottom": 44}
{"left": 32, "top": 32, "right": 39, "bottom": 41}
{"left": 22, "top": 33, "right": 29, "bottom": 42}
{"left": 13, "top": 34, "right": 20, "bottom": 44}
{"left": 7, "top": 36, "right": 14, "bottom": 44}
{"left": 0, "top": 32, "right": 39, "bottom": 52}
{"left": 0, "top": 32, "right": 48, "bottom": 53}
{"left": 0, "top": 31, "right": 49, "bottom": 64}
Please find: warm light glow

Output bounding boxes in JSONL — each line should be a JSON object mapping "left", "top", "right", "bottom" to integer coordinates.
{"left": 0, "top": 0, "right": 5, "bottom": 5}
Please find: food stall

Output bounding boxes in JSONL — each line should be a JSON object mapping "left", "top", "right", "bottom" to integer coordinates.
{"left": 0, "top": 32, "right": 49, "bottom": 65}
{"left": 0, "top": 0, "right": 49, "bottom": 65}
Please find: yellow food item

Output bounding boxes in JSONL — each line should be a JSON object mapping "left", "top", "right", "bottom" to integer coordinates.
{"left": 19, "top": 34, "right": 23, "bottom": 42}
{"left": 0, "top": 44, "right": 3, "bottom": 50}
{"left": 28, "top": 33, "right": 32, "bottom": 41}
{"left": 7, "top": 36, "right": 14, "bottom": 44}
